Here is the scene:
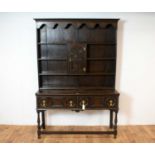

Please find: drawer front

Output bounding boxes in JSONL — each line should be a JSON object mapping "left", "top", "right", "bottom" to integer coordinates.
{"left": 77, "top": 95, "right": 118, "bottom": 110}
{"left": 37, "top": 96, "right": 78, "bottom": 109}
{"left": 37, "top": 95, "right": 118, "bottom": 110}
{"left": 37, "top": 96, "right": 65, "bottom": 109}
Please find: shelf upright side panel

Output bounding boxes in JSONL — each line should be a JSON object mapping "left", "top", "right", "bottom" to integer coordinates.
{"left": 36, "top": 22, "right": 48, "bottom": 90}
{"left": 36, "top": 24, "right": 41, "bottom": 90}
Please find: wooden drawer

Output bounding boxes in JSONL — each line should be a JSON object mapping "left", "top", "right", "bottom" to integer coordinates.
{"left": 37, "top": 95, "right": 118, "bottom": 110}
{"left": 37, "top": 96, "right": 65, "bottom": 109}
{"left": 77, "top": 96, "right": 118, "bottom": 110}
{"left": 37, "top": 96, "right": 78, "bottom": 109}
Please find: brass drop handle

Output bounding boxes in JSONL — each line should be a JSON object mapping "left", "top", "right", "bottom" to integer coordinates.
{"left": 83, "top": 47, "right": 86, "bottom": 51}
{"left": 109, "top": 100, "right": 114, "bottom": 107}
{"left": 81, "top": 100, "right": 86, "bottom": 110}
{"left": 42, "top": 100, "right": 46, "bottom": 108}
{"left": 69, "top": 100, "right": 73, "bottom": 107}
{"left": 82, "top": 67, "right": 86, "bottom": 72}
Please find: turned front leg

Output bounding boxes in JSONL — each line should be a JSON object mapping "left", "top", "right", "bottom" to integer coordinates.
{"left": 37, "top": 110, "right": 41, "bottom": 138}
{"left": 114, "top": 110, "right": 118, "bottom": 138}
{"left": 109, "top": 110, "right": 113, "bottom": 128}
{"left": 42, "top": 110, "right": 46, "bottom": 129}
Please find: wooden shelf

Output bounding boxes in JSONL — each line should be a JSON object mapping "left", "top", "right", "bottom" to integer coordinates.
{"left": 87, "top": 58, "right": 116, "bottom": 61}
{"left": 39, "top": 87, "right": 114, "bottom": 90}
{"left": 38, "top": 42, "right": 116, "bottom": 45}
{"left": 38, "top": 58, "right": 115, "bottom": 61}
{"left": 39, "top": 72, "right": 115, "bottom": 76}
{"left": 38, "top": 42, "right": 66, "bottom": 45}
{"left": 38, "top": 58, "right": 67, "bottom": 61}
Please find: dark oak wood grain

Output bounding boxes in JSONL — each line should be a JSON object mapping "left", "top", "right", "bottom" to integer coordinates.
{"left": 35, "top": 18, "right": 120, "bottom": 138}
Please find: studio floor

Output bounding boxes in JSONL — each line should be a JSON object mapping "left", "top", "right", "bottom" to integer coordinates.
{"left": 0, "top": 125, "right": 154, "bottom": 143}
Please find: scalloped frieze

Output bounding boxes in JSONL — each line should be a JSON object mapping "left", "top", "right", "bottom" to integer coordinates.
{"left": 37, "top": 22, "right": 117, "bottom": 29}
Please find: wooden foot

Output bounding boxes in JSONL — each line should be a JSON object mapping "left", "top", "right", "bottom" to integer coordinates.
{"left": 114, "top": 131, "right": 117, "bottom": 138}
{"left": 37, "top": 131, "right": 41, "bottom": 139}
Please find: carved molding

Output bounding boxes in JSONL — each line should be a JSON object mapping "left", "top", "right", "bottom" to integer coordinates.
{"left": 37, "top": 22, "right": 117, "bottom": 29}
